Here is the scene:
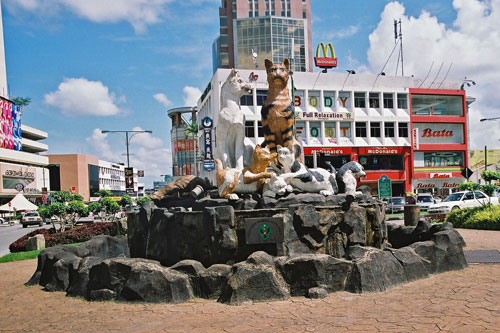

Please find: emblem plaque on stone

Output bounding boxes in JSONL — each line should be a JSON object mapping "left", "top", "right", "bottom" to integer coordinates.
{"left": 245, "top": 217, "right": 284, "bottom": 244}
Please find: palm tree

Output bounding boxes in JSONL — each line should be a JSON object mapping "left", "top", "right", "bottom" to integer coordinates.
{"left": 12, "top": 97, "right": 31, "bottom": 107}
{"left": 185, "top": 121, "right": 199, "bottom": 176}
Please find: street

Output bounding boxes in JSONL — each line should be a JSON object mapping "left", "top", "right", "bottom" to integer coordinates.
{"left": 0, "top": 221, "right": 53, "bottom": 257}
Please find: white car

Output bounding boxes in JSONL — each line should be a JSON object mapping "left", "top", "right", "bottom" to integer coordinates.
{"left": 427, "top": 190, "right": 499, "bottom": 214}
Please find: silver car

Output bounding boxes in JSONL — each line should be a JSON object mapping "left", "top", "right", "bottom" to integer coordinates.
{"left": 416, "top": 194, "right": 435, "bottom": 211}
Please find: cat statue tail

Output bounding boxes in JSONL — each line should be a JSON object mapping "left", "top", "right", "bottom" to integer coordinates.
{"left": 325, "top": 161, "right": 339, "bottom": 194}
{"left": 215, "top": 159, "right": 225, "bottom": 189}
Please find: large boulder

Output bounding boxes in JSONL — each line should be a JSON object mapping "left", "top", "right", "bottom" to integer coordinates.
{"left": 275, "top": 254, "right": 352, "bottom": 296}
{"left": 26, "top": 234, "right": 45, "bottom": 251}
{"left": 199, "top": 264, "right": 232, "bottom": 299}
{"left": 346, "top": 246, "right": 407, "bottom": 293}
{"left": 66, "top": 256, "right": 103, "bottom": 298}
{"left": 170, "top": 260, "right": 206, "bottom": 297}
{"left": 88, "top": 258, "right": 193, "bottom": 303}
{"left": 218, "top": 251, "right": 290, "bottom": 305}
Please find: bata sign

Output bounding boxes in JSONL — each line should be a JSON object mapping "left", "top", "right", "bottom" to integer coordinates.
{"left": 430, "top": 173, "right": 452, "bottom": 179}
{"left": 413, "top": 123, "right": 463, "bottom": 144}
{"left": 413, "top": 177, "right": 464, "bottom": 189}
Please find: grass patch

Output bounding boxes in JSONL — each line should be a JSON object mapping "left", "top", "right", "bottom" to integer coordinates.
{"left": 0, "top": 243, "right": 83, "bottom": 264}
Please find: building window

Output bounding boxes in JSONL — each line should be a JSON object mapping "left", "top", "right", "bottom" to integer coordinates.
{"left": 220, "top": 34, "right": 228, "bottom": 47}
{"left": 257, "top": 121, "right": 264, "bottom": 137}
{"left": 369, "top": 93, "right": 380, "bottom": 108}
{"left": 411, "top": 94, "right": 463, "bottom": 116}
{"left": 220, "top": 16, "right": 227, "bottom": 28}
{"left": 240, "top": 92, "right": 253, "bottom": 106}
{"left": 423, "top": 151, "right": 464, "bottom": 167}
{"left": 302, "top": 9, "right": 306, "bottom": 18}
{"left": 398, "top": 122, "right": 409, "bottom": 137}
{"left": 359, "top": 155, "right": 404, "bottom": 170}
{"left": 340, "top": 122, "right": 351, "bottom": 138}
{"left": 385, "top": 122, "right": 395, "bottom": 137}
{"left": 383, "top": 93, "right": 394, "bottom": 108}
{"left": 370, "top": 122, "right": 381, "bottom": 137}
{"left": 256, "top": 89, "right": 267, "bottom": 105}
{"left": 245, "top": 121, "right": 255, "bottom": 137}
{"left": 397, "top": 93, "right": 408, "bottom": 109}
{"left": 354, "top": 92, "right": 366, "bottom": 108}
{"left": 355, "top": 122, "right": 367, "bottom": 137}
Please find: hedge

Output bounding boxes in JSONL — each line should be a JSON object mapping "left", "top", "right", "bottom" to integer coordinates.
{"left": 446, "top": 204, "right": 500, "bottom": 230}
{"left": 9, "top": 222, "right": 116, "bottom": 253}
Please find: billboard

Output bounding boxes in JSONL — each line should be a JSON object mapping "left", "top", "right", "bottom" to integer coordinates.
{"left": 124, "top": 167, "right": 134, "bottom": 190}
{"left": 0, "top": 163, "right": 37, "bottom": 194}
{"left": 0, "top": 98, "right": 22, "bottom": 151}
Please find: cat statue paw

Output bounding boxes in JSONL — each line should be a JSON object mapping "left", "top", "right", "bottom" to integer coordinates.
{"left": 263, "top": 174, "right": 292, "bottom": 198}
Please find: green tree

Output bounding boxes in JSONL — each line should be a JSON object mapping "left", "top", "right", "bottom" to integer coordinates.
{"left": 119, "top": 195, "right": 133, "bottom": 208}
{"left": 88, "top": 202, "right": 102, "bottom": 218}
{"left": 101, "top": 197, "right": 120, "bottom": 222}
{"left": 47, "top": 202, "right": 68, "bottom": 232}
{"left": 458, "top": 182, "right": 481, "bottom": 192}
{"left": 481, "top": 170, "right": 500, "bottom": 184}
{"left": 50, "top": 190, "right": 73, "bottom": 203}
{"left": 136, "top": 196, "right": 152, "bottom": 206}
{"left": 481, "top": 184, "right": 499, "bottom": 197}
{"left": 71, "top": 193, "right": 84, "bottom": 201}
{"left": 96, "top": 189, "right": 113, "bottom": 198}
{"left": 185, "top": 121, "right": 199, "bottom": 175}
{"left": 11, "top": 96, "right": 31, "bottom": 107}
{"left": 38, "top": 206, "right": 50, "bottom": 221}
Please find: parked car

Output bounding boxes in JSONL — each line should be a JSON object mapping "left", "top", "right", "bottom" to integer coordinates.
{"left": 416, "top": 193, "right": 436, "bottom": 211}
{"left": 427, "top": 190, "right": 499, "bottom": 214}
{"left": 21, "top": 211, "right": 43, "bottom": 228}
{"left": 385, "top": 197, "right": 406, "bottom": 214}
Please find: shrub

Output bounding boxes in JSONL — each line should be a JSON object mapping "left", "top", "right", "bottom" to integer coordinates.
{"left": 119, "top": 195, "right": 132, "bottom": 208}
{"left": 9, "top": 222, "right": 115, "bottom": 253}
{"left": 446, "top": 205, "right": 500, "bottom": 230}
{"left": 137, "top": 196, "right": 152, "bottom": 206}
{"left": 481, "top": 183, "right": 498, "bottom": 197}
{"left": 457, "top": 182, "right": 481, "bottom": 191}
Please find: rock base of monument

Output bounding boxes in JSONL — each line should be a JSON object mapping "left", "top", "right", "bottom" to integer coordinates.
{"left": 27, "top": 193, "right": 468, "bottom": 305}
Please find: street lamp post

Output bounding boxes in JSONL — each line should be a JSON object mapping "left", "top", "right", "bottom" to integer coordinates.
{"left": 478, "top": 118, "right": 500, "bottom": 171}
{"left": 101, "top": 130, "right": 152, "bottom": 167}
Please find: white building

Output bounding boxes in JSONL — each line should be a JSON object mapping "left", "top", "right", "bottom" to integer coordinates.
{"left": 195, "top": 68, "right": 468, "bottom": 196}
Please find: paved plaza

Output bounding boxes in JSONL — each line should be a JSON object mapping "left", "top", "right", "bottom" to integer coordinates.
{"left": 0, "top": 228, "right": 499, "bottom": 332}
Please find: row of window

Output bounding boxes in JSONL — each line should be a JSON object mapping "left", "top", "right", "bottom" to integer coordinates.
{"left": 244, "top": 121, "right": 409, "bottom": 139}
{"left": 354, "top": 92, "right": 407, "bottom": 109}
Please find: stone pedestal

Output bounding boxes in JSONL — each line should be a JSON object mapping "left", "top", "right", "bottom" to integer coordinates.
{"left": 26, "top": 234, "right": 45, "bottom": 251}
{"left": 404, "top": 205, "right": 420, "bottom": 226}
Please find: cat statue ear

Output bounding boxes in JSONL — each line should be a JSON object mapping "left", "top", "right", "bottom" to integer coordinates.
{"left": 265, "top": 59, "right": 274, "bottom": 71}
{"left": 282, "top": 59, "right": 290, "bottom": 71}
{"left": 230, "top": 68, "right": 237, "bottom": 77}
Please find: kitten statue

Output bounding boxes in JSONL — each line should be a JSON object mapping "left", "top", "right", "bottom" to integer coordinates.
{"left": 215, "top": 69, "right": 253, "bottom": 170}
{"left": 262, "top": 174, "right": 293, "bottom": 198}
{"left": 276, "top": 145, "right": 338, "bottom": 196}
{"left": 336, "top": 161, "right": 367, "bottom": 199}
{"left": 215, "top": 144, "right": 276, "bottom": 200}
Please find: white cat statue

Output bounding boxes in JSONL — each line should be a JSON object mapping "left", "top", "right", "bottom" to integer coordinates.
{"left": 275, "top": 145, "right": 338, "bottom": 196}
{"left": 262, "top": 173, "right": 293, "bottom": 198}
{"left": 336, "top": 161, "right": 366, "bottom": 199}
{"left": 214, "top": 69, "right": 253, "bottom": 170}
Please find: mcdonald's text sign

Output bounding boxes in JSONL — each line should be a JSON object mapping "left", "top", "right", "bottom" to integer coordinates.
{"left": 314, "top": 42, "right": 337, "bottom": 69}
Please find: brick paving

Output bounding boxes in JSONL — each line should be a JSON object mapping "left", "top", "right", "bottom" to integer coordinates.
{"left": 0, "top": 228, "right": 499, "bottom": 332}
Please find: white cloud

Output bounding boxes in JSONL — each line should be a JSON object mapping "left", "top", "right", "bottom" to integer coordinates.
{"left": 183, "top": 86, "right": 202, "bottom": 106}
{"left": 321, "top": 25, "right": 360, "bottom": 40}
{"left": 367, "top": 0, "right": 500, "bottom": 149}
{"left": 86, "top": 127, "right": 172, "bottom": 187}
{"left": 4, "top": 0, "right": 172, "bottom": 33}
{"left": 44, "top": 78, "right": 125, "bottom": 116}
{"left": 153, "top": 93, "right": 172, "bottom": 107}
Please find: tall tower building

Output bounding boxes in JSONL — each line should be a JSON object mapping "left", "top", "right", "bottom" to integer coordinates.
{"left": 212, "top": 0, "right": 312, "bottom": 73}
{"left": 0, "top": 0, "right": 8, "bottom": 98}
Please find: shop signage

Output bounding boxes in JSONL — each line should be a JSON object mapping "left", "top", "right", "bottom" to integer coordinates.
{"left": 412, "top": 128, "right": 419, "bottom": 149}
{"left": 378, "top": 175, "right": 392, "bottom": 199}
{"left": 303, "top": 147, "right": 352, "bottom": 156}
{"left": 359, "top": 147, "right": 403, "bottom": 155}
{"left": 3, "top": 170, "right": 34, "bottom": 178}
{"left": 413, "top": 123, "right": 463, "bottom": 144}
{"left": 203, "top": 128, "right": 213, "bottom": 160}
{"left": 203, "top": 161, "right": 215, "bottom": 171}
{"left": 430, "top": 173, "right": 452, "bottom": 179}
{"left": 202, "top": 117, "right": 213, "bottom": 129}
{"left": 314, "top": 42, "right": 338, "bottom": 69}
{"left": 413, "top": 178, "right": 464, "bottom": 189}
{"left": 295, "top": 111, "right": 352, "bottom": 121}
{"left": 125, "top": 167, "right": 134, "bottom": 190}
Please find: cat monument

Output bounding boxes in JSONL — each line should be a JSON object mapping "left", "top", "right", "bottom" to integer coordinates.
{"left": 214, "top": 69, "right": 254, "bottom": 171}
{"left": 336, "top": 161, "right": 367, "bottom": 200}
{"left": 272, "top": 145, "right": 338, "bottom": 196}
{"left": 260, "top": 59, "right": 302, "bottom": 160}
{"left": 215, "top": 144, "right": 276, "bottom": 200}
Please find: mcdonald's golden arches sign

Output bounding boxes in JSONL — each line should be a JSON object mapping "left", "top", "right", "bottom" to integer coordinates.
{"left": 314, "top": 42, "right": 337, "bottom": 69}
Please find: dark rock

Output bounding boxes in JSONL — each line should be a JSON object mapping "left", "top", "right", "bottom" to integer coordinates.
{"left": 430, "top": 229, "right": 468, "bottom": 273}
{"left": 88, "top": 258, "right": 193, "bottom": 303}
{"left": 218, "top": 257, "right": 290, "bottom": 305}
{"left": 75, "top": 235, "right": 129, "bottom": 259}
{"left": 89, "top": 289, "right": 117, "bottom": 301}
{"left": 346, "top": 247, "right": 406, "bottom": 293}
{"left": 199, "top": 264, "right": 232, "bottom": 299}
{"left": 170, "top": 260, "right": 206, "bottom": 297}
{"left": 66, "top": 256, "right": 103, "bottom": 298}
{"left": 127, "top": 205, "right": 152, "bottom": 258}
{"left": 388, "top": 247, "right": 430, "bottom": 282}
{"left": 346, "top": 245, "right": 372, "bottom": 260}
{"left": 340, "top": 204, "right": 366, "bottom": 245}
{"left": 246, "top": 251, "right": 274, "bottom": 266}
{"left": 325, "top": 232, "right": 346, "bottom": 259}
{"left": 275, "top": 254, "right": 352, "bottom": 296}
{"left": 204, "top": 206, "right": 238, "bottom": 262}
{"left": 387, "top": 224, "right": 415, "bottom": 249}
{"left": 307, "top": 287, "right": 328, "bottom": 299}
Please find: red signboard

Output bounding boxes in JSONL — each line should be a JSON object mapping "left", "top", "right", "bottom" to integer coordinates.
{"left": 314, "top": 42, "right": 338, "bottom": 69}
{"left": 303, "top": 147, "right": 352, "bottom": 155}
{"left": 314, "top": 57, "right": 338, "bottom": 68}
{"left": 358, "top": 147, "right": 404, "bottom": 155}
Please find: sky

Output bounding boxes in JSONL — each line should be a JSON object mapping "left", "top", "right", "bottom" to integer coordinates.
{"left": 2, "top": 0, "right": 499, "bottom": 187}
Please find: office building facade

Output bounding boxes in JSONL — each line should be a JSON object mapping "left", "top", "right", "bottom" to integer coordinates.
{"left": 213, "top": 0, "right": 312, "bottom": 72}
